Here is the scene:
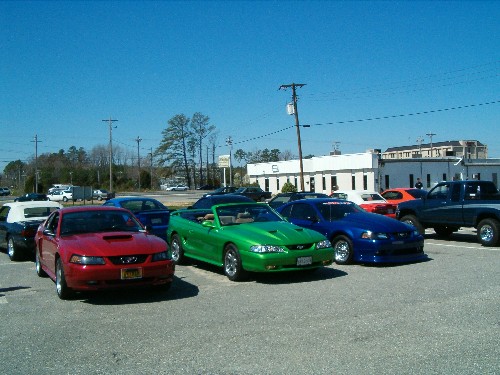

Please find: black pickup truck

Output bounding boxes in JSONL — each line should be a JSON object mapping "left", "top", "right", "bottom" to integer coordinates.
{"left": 396, "top": 180, "right": 500, "bottom": 246}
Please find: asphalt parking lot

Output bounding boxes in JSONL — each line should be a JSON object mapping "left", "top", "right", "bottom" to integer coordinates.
{"left": 0, "top": 227, "right": 498, "bottom": 375}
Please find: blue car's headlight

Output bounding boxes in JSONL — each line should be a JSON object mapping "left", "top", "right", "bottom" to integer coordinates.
{"left": 316, "top": 239, "right": 332, "bottom": 249}
{"left": 249, "top": 245, "right": 285, "bottom": 253}
{"left": 69, "top": 255, "right": 105, "bottom": 265}
{"left": 361, "top": 231, "right": 389, "bottom": 240}
{"left": 413, "top": 230, "right": 420, "bottom": 237}
{"left": 152, "top": 250, "right": 170, "bottom": 262}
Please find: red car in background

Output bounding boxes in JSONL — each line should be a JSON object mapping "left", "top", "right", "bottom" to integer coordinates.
{"left": 330, "top": 190, "right": 397, "bottom": 218}
{"left": 381, "top": 188, "right": 428, "bottom": 205}
{"left": 35, "top": 206, "right": 175, "bottom": 299}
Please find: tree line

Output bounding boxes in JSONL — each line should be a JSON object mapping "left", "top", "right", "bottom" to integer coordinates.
{"left": 1, "top": 112, "right": 304, "bottom": 194}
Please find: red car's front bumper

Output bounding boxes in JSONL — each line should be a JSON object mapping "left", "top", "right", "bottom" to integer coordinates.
{"left": 63, "top": 260, "right": 175, "bottom": 291}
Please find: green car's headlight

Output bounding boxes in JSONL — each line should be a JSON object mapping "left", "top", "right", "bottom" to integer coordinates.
{"left": 249, "top": 245, "right": 285, "bottom": 253}
{"left": 316, "top": 239, "right": 332, "bottom": 249}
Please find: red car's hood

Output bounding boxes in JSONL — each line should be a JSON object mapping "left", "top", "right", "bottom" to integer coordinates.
{"left": 60, "top": 232, "right": 165, "bottom": 256}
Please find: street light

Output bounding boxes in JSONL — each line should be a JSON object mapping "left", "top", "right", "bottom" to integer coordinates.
{"left": 226, "top": 136, "right": 233, "bottom": 186}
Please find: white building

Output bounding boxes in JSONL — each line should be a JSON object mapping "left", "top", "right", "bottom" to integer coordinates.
{"left": 247, "top": 151, "right": 500, "bottom": 195}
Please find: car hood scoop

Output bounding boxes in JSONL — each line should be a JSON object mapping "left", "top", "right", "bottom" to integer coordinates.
{"left": 103, "top": 234, "right": 133, "bottom": 241}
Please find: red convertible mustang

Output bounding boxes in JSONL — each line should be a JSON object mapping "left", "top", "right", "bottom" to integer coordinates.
{"left": 35, "top": 206, "right": 175, "bottom": 299}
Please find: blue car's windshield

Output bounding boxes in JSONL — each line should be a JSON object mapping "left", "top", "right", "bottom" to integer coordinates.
{"left": 316, "top": 201, "right": 364, "bottom": 221}
{"left": 215, "top": 204, "right": 282, "bottom": 226}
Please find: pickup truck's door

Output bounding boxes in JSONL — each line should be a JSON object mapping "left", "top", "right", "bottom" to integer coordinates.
{"left": 420, "top": 183, "right": 463, "bottom": 225}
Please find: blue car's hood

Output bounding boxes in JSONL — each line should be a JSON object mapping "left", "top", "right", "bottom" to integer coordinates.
{"left": 341, "top": 212, "right": 414, "bottom": 231}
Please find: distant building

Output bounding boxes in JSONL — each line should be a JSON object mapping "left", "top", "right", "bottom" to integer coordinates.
{"left": 382, "top": 140, "right": 487, "bottom": 160}
{"left": 247, "top": 140, "right": 499, "bottom": 195}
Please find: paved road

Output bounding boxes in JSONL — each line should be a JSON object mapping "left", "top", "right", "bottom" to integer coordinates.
{"left": 0, "top": 230, "right": 499, "bottom": 375}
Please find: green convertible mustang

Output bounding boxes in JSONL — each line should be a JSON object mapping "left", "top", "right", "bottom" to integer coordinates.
{"left": 167, "top": 202, "right": 334, "bottom": 281}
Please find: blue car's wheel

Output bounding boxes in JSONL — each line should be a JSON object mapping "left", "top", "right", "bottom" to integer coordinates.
{"left": 333, "top": 235, "right": 353, "bottom": 265}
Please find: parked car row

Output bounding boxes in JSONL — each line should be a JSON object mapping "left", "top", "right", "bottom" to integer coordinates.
{"left": 1, "top": 187, "right": 431, "bottom": 300}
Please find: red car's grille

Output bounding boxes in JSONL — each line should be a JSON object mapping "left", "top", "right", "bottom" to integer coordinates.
{"left": 108, "top": 255, "right": 148, "bottom": 265}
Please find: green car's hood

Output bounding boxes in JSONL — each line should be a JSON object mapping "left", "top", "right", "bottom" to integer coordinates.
{"left": 222, "top": 221, "right": 325, "bottom": 244}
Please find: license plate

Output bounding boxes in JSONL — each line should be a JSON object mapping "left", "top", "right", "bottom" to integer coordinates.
{"left": 297, "top": 256, "right": 312, "bottom": 266}
{"left": 121, "top": 268, "right": 143, "bottom": 280}
{"left": 392, "top": 240, "right": 404, "bottom": 245}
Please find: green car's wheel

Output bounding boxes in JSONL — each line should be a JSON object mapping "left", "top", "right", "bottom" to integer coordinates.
{"left": 56, "top": 258, "right": 72, "bottom": 300}
{"left": 333, "top": 235, "right": 354, "bottom": 265}
{"left": 170, "top": 234, "right": 185, "bottom": 264}
{"left": 223, "top": 244, "right": 247, "bottom": 281}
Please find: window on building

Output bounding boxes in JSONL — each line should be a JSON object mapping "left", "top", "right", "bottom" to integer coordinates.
{"left": 351, "top": 175, "right": 356, "bottom": 190}
{"left": 331, "top": 176, "right": 338, "bottom": 191}
{"left": 426, "top": 174, "right": 431, "bottom": 188}
{"left": 363, "top": 175, "right": 368, "bottom": 190}
{"left": 276, "top": 178, "right": 280, "bottom": 191}
{"left": 442, "top": 173, "right": 447, "bottom": 181}
{"left": 310, "top": 177, "right": 315, "bottom": 192}
{"left": 385, "top": 175, "right": 390, "bottom": 190}
{"left": 409, "top": 174, "right": 414, "bottom": 188}
{"left": 264, "top": 178, "right": 269, "bottom": 192}
{"left": 322, "top": 176, "right": 326, "bottom": 191}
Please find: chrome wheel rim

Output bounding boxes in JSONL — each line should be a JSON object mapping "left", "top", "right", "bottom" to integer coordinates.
{"left": 56, "top": 263, "right": 62, "bottom": 295}
{"left": 171, "top": 239, "right": 180, "bottom": 262}
{"left": 7, "top": 239, "right": 14, "bottom": 258}
{"left": 334, "top": 240, "right": 350, "bottom": 263}
{"left": 35, "top": 252, "right": 41, "bottom": 273}
{"left": 224, "top": 250, "right": 237, "bottom": 277}
{"left": 480, "top": 225, "right": 493, "bottom": 243}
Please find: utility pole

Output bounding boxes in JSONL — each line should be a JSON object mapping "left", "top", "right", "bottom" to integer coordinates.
{"left": 226, "top": 136, "right": 233, "bottom": 186}
{"left": 426, "top": 132, "right": 436, "bottom": 157}
{"left": 280, "top": 83, "right": 306, "bottom": 191}
{"left": 149, "top": 147, "right": 153, "bottom": 189}
{"left": 102, "top": 117, "right": 118, "bottom": 192}
{"left": 135, "top": 136, "right": 142, "bottom": 190}
{"left": 31, "top": 134, "right": 41, "bottom": 193}
{"left": 416, "top": 136, "right": 424, "bottom": 156}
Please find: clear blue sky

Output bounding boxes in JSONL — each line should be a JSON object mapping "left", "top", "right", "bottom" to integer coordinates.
{"left": 1, "top": 1, "right": 499, "bottom": 173}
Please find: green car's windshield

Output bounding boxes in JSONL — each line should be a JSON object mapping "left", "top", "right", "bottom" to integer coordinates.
{"left": 215, "top": 204, "right": 282, "bottom": 226}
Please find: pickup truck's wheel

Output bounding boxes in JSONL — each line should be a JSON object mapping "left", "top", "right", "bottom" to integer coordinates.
{"left": 63, "top": 196, "right": 68, "bottom": 202}
{"left": 400, "top": 215, "right": 424, "bottom": 234}
{"left": 477, "top": 218, "right": 500, "bottom": 247}
{"left": 224, "top": 244, "right": 247, "bottom": 281}
{"left": 434, "top": 226, "right": 458, "bottom": 237}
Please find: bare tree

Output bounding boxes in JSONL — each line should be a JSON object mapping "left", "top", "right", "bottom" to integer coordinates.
{"left": 190, "top": 112, "right": 215, "bottom": 186}
{"left": 155, "top": 114, "right": 192, "bottom": 187}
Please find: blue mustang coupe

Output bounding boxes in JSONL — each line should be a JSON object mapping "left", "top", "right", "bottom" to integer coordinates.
{"left": 277, "top": 198, "right": 426, "bottom": 264}
{"left": 103, "top": 197, "right": 170, "bottom": 241}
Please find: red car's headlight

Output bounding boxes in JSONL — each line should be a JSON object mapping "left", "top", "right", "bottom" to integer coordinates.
{"left": 69, "top": 255, "right": 106, "bottom": 265}
{"left": 152, "top": 251, "right": 170, "bottom": 262}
